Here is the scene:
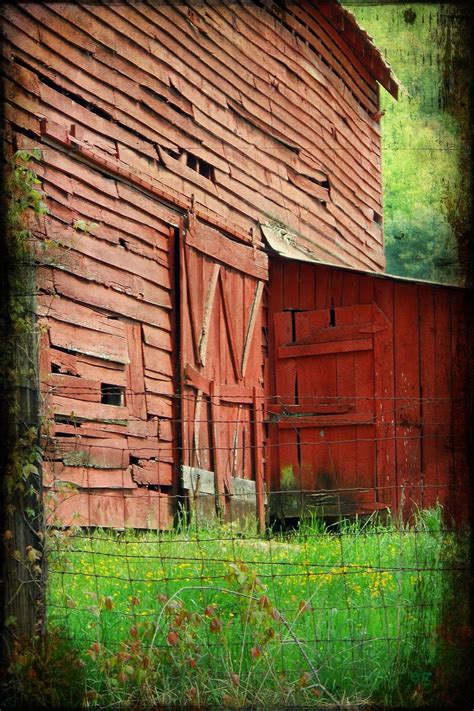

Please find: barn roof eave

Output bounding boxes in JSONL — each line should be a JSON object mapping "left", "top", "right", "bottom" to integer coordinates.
{"left": 319, "top": 1, "right": 401, "bottom": 99}
{"left": 261, "top": 222, "right": 465, "bottom": 290}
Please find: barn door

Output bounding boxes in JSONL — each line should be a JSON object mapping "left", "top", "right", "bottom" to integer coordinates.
{"left": 180, "top": 215, "right": 268, "bottom": 525}
{"left": 271, "top": 302, "right": 393, "bottom": 519}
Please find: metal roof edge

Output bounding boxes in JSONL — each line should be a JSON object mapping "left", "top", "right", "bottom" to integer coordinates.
{"left": 261, "top": 222, "right": 467, "bottom": 290}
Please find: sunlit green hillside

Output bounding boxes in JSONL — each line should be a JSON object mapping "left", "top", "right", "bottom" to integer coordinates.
{"left": 345, "top": 3, "right": 470, "bottom": 285}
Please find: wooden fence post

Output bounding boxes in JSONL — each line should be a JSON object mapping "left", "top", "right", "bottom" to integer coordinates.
{"left": 0, "top": 148, "right": 45, "bottom": 661}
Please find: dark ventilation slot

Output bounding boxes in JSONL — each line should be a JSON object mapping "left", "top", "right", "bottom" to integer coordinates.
{"left": 54, "top": 414, "right": 82, "bottom": 426}
{"left": 160, "top": 145, "right": 182, "bottom": 161}
{"left": 373, "top": 211, "right": 383, "bottom": 225}
{"left": 101, "top": 383, "right": 125, "bottom": 406}
{"left": 329, "top": 301, "right": 336, "bottom": 327}
{"left": 290, "top": 310, "right": 297, "bottom": 343}
{"left": 186, "top": 153, "right": 198, "bottom": 171}
{"left": 186, "top": 152, "right": 215, "bottom": 182}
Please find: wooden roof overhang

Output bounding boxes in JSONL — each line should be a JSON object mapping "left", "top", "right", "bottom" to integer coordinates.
{"left": 314, "top": 0, "right": 400, "bottom": 98}
{"left": 262, "top": 222, "right": 465, "bottom": 289}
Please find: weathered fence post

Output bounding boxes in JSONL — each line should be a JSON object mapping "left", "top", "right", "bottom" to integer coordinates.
{"left": 0, "top": 141, "right": 45, "bottom": 660}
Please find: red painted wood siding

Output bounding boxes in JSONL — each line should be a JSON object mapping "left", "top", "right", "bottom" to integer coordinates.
{"left": 33, "top": 142, "right": 179, "bottom": 529}
{"left": 268, "top": 261, "right": 470, "bottom": 522}
{"left": 3, "top": 0, "right": 385, "bottom": 272}
{"left": 180, "top": 215, "right": 267, "bottom": 526}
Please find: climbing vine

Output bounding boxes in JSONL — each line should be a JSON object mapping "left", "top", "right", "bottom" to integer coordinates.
{"left": 1, "top": 148, "right": 49, "bottom": 645}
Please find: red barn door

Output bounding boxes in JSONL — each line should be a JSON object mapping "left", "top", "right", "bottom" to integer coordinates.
{"left": 180, "top": 215, "right": 268, "bottom": 525}
{"left": 271, "top": 302, "right": 393, "bottom": 519}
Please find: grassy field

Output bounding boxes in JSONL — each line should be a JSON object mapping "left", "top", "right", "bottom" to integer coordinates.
{"left": 25, "top": 507, "right": 467, "bottom": 708}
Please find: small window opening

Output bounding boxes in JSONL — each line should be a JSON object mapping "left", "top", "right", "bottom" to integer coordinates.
{"left": 329, "top": 301, "right": 336, "bottom": 327}
{"left": 198, "top": 160, "right": 214, "bottom": 180}
{"left": 101, "top": 383, "right": 125, "bottom": 406}
{"left": 186, "top": 153, "right": 198, "bottom": 171}
{"left": 373, "top": 211, "right": 383, "bottom": 225}
{"left": 186, "top": 152, "right": 215, "bottom": 182}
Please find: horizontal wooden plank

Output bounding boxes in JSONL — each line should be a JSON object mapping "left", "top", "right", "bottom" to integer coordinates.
{"left": 143, "top": 345, "right": 173, "bottom": 377}
{"left": 48, "top": 320, "right": 129, "bottom": 364}
{"left": 48, "top": 374, "right": 101, "bottom": 402}
{"left": 268, "top": 403, "right": 352, "bottom": 415}
{"left": 144, "top": 375, "right": 174, "bottom": 397}
{"left": 145, "top": 392, "right": 173, "bottom": 419}
{"left": 37, "top": 294, "right": 126, "bottom": 337}
{"left": 44, "top": 223, "right": 171, "bottom": 288}
{"left": 47, "top": 488, "right": 173, "bottom": 529}
{"left": 44, "top": 461, "right": 135, "bottom": 489}
{"left": 49, "top": 394, "right": 128, "bottom": 424}
{"left": 127, "top": 436, "right": 173, "bottom": 462}
{"left": 278, "top": 338, "right": 373, "bottom": 359}
{"left": 187, "top": 217, "right": 268, "bottom": 280}
{"left": 132, "top": 460, "right": 173, "bottom": 487}
{"left": 51, "top": 271, "right": 171, "bottom": 329}
{"left": 142, "top": 324, "right": 173, "bottom": 352}
{"left": 275, "top": 412, "right": 374, "bottom": 428}
{"left": 49, "top": 436, "right": 130, "bottom": 469}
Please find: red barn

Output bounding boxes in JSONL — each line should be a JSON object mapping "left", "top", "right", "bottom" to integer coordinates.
{"left": 2, "top": 1, "right": 469, "bottom": 528}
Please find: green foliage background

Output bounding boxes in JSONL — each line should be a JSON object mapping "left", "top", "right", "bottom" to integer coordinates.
{"left": 345, "top": 3, "right": 471, "bottom": 285}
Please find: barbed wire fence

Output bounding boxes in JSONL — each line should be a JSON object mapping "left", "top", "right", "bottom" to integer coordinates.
{"left": 11, "top": 377, "right": 465, "bottom": 709}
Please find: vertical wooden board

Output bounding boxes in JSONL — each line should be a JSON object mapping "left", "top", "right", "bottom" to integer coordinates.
{"left": 332, "top": 306, "right": 356, "bottom": 489}
{"left": 219, "top": 268, "right": 242, "bottom": 381}
{"left": 199, "top": 261, "right": 220, "bottom": 369}
{"left": 276, "top": 427, "right": 300, "bottom": 494}
{"left": 373, "top": 279, "right": 396, "bottom": 509}
{"left": 373, "top": 323, "right": 396, "bottom": 510}
{"left": 209, "top": 381, "right": 225, "bottom": 507}
{"left": 433, "top": 289, "right": 453, "bottom": 513}
{"left": 298, "top": 426, "right": 321, "bottom": 491}
{"left": 393, "top": 283, "right": 421, "bottom": 519}
{"left": 314, "top": 266, "right": 330, "bottom": 309}
{"left": 358, "top": 273, "right": 374, "bottom": 304}
{"left": 335, "top": 349, "right": 357, "bottom": 485}
{"left": 242, "top": 278, "right": 264, "bottom": 382}
{"left": 373, "top": 275, "right": 394, "bottom": 325}
{"left": 299, "top": 263, "right": 315, "bottom": 310}
{"left": 274, "top": 312, "right": 296, "bottom": 404}
{"left": 450, "top": 290, "right": 470, "bottom": 523}
{"left": 184, "top": 246, "right": 204, "bottom": 364}
{"left": 354, "top": 348, "right": 376, "bottom": 492}
{"left": 418, "top": 287, "right": 437, "bottom": 510}
{"left": 253, "top": 387, "right": 265, "bottom": 531}
{"left": 198, "top": 395, "right": 213, "bottom": 473}
{"left": 126, "top": 322, "right": 147, "bottom": 420}
{"left": 331, "top": 269, "right": 343, "bottom": 307}
{"left": 340, "top": 271, "right": 359, "bottom": 306}
{"left": 330, "top": 423, "right": 357, "bottom": 489}
{"left": 266, "top": 260, "right": 282, "bottom": 491}
{"left": 283, "top": 262, "right": 300, "bottom": 309}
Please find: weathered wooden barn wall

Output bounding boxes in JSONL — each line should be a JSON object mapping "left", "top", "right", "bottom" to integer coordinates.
{"left": 267, "top": 260, "right": 470, "bottom": 523}
{"left": 1, "top": 0, "right": 398, "bottom": 527}
{"left": 35, "top": 146, "right": 180, "bottom": 529}
{"left": 2, "top": 1, "right": 395, "bottom": 273}
{"left": 180, "top": 213, "right": 268, "bottom": 526}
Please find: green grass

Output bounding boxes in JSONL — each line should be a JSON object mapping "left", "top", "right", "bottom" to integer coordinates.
{"left": 43, "top": 506, "right": 468, "bottom": 708}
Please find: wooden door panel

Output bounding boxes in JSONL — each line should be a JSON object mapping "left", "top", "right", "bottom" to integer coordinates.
{"left": 181, "top": 216, "right": 268, "bottom": 525}
{"left": 273, "top": 302, "right": 389, "bottom": 518}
